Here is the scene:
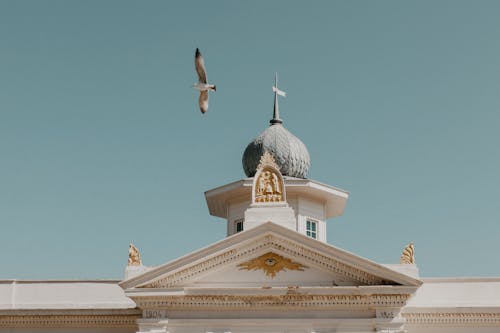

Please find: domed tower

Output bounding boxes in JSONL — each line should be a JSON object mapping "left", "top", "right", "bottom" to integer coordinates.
{"left": 242, "top": 76, "right": 310, "bottom": 179}
{"left": 205, "top": 75, "right": 349, "bottom": 243}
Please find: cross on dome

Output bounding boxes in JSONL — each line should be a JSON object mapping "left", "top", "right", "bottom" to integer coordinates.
{"left": 242, "top": 73, "right": 310, "bottom": 178}
{"left": 271, "top": 73, "right": 286, "bottom": 125}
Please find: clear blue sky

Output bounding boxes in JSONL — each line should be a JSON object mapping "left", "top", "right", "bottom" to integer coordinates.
{"left": 1, "top": 1, "right": 499, "bottom": 279}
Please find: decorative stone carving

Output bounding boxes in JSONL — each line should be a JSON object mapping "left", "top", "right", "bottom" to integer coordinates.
{"left": 403, "top": 312, "right": 500, "bottom": 325}
{"left": 0, "top": 313, "right": 140, "bottom": 328}
{"left": 237, "top": 252, "right": 307, "bottom": 278}
{"left": 128, "top": 243, "right": 142, "bottom": 266}
{"left": 142, "top": 234, "right": 391, "bottom": 288}
{"left": 272, "top": 236, "right": 384, "bottom": 285}
{"left": 133, "top": 294, "right": 412, "bottom": 310}
{"left": 253, "top": 151, "right": 285, "bottom": 203}
{"left": 400, "top": 242, "right": 415, "bottom": 264}
{"left": 146, "top": 250, "right": 238, "bottom": 288}
{"left": 257, "top": 150, "right": 281, "bottom": 171}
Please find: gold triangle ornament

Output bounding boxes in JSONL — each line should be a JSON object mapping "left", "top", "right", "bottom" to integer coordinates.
{"left": 238, "top": 252, "right": 307, "bottom": 278}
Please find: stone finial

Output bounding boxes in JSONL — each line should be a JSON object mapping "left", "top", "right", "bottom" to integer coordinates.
{"left": 128, "top": 243, "right": 142, "bottom": 266}
{"left": 400, "top": 242, "right": 415, "bottom": 264}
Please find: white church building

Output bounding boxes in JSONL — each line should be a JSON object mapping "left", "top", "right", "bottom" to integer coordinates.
{"left": 1, "top": 86, "right": 500, "bottom": 333}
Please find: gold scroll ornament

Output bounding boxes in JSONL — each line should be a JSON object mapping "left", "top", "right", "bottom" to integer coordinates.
{"left": 238, "top": 252, "right": 307, "bottom": 278}
{"left": 128, "top": 243, "right": 142, "bottom": 266}
{"left": 400, "top": 242, "right": 415, "bottom": 264}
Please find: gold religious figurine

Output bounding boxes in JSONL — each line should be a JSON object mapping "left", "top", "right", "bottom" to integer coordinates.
{"left": 253, "top": 151, "right": 285, "bottom": 203}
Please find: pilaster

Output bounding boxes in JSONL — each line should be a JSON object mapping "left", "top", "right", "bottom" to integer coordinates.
{"left": 375, "top": 307, "right": 407, "bottom": 333}
{"left": 136, "top": 319, "right": 168, "bottom": 333}
{"left": 136, "top": 309, "right": 169, "bottom": 333}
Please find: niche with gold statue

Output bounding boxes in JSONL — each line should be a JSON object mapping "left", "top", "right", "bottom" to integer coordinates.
{"left": 252, "top": 151, "right": 285, "bottom": 204}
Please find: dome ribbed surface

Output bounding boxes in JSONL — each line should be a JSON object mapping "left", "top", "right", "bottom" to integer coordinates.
{"left": 242, "top": 124, "right": 310, "bottom": 178}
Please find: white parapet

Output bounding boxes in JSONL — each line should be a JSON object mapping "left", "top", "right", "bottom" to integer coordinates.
{"left": 125, "top": 264, "right": 151, "bottom": 280}
{"left": 383, "top": 264, "right": 420, "bottom": 279}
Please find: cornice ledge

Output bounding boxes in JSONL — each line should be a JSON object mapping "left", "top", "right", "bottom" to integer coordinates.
{"left": 0, "top": 309, "right": 140, "bottom": 316}
{"left": 403, "top": 311, "right": 500, "bottom": 326}
{"left": 132, "top": 294, "right": 412, "bottom": 310}
{"left": 126, "top": 286, "right": 419, "bottom": 298}
{"left": 0, "top": 313, "right": 141, "bottom": 328}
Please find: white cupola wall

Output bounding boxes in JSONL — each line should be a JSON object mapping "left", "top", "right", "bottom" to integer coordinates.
{"left": 204, "top": 177, "right": 349, "bottom": 243}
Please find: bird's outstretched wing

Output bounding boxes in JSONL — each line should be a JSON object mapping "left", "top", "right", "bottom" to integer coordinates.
{"left": 199, "top": 90, "right": 209, "bottom": 114}
{"left": 195, "top": 48, "right": 207, "bottom": 84}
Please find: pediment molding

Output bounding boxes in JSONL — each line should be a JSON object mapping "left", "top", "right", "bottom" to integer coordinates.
{"left": 145, "top": 247, "right": 240, "bottom": 288}
{"left": 141, "top": 234, "right": 387, "bottom": 289}
{"left": 120, "top": 223, "right": 421, "bottom": 291}
{"left": 272, "top": 235, "right": 385, "bottom": 285}
{"left": 127, "top": 239, "right": 418, "bottom": 291}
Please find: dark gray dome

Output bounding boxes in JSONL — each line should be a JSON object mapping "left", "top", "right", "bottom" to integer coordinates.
{"left": 242, "top": 123, "right": 311, "bottom": 178}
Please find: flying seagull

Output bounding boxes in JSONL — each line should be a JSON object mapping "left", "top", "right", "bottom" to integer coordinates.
{"left": 193, "top": 48, "right": 216, "bottom": 114}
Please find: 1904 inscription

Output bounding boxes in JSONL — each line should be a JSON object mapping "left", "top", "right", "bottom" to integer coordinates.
{"left": 143, "top": 309, "right": 167, "bottom": 319}
{"left": 379, "top": 311, "right": 396, "bottom": 318}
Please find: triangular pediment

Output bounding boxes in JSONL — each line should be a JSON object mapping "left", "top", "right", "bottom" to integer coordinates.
{"left": 120, "top": 222, "right": 421, "bottom": 290}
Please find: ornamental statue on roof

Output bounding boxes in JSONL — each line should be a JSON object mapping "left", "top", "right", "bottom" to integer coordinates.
{"left": 400, "top": 242, "right": 416, "bottom": 264}
{"left": 253, "top": 151, "right": 285, "bottom": 203}
{"left": 128, "top": 243, "right": 142, "bottom": 266}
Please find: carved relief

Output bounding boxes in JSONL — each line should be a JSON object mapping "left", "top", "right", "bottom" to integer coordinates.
{"left": 253, "top": 151, "right": 285, "bottom": 203}
{"left": 257, "top": 150, "right": 280, "bottom": 170}
{"left": 0, "top": 314, "right": 140, "bottom": 328}
{"left": 400, "top": 242, "right": 415, "bottom": 264}
{"left": 133, "top": 294, "right": 411, "bottom": 310}
{"left": 255, "top": 169, "right": 283, "bottom": 202}
{"left": 128, "top": 243, "right": 142, "bottom": 266}
{"left": 237, "top": 252, "right": 307, "bottom": 278}
{"left": 403, "top": 312, "right": 500, "bottom": 325}
{"left": 142, "top": 234, "right": 390, "bottom": 288}
{"left": 271, "top": 236, "right": 384, "bottom": 285}
{"left": 146, "top": 250, "right": 239, "bottom": 288}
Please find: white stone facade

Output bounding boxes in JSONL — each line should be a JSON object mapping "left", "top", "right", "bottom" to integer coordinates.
{"left": 3, "top": 275, "right": 500, "bottom": 332}
{"left": 205, "top": 177, "right": 349, "bottom": 242}
{"left": 2, "top": 140, "right": 500, "bottom": 333}
{"left": 0, "top": 280, "right": 139, "bottom": 332}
